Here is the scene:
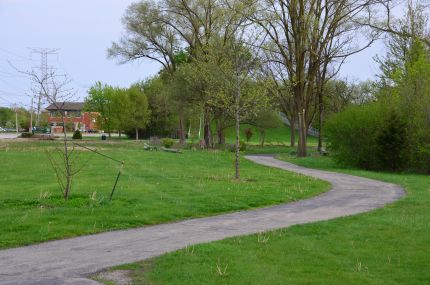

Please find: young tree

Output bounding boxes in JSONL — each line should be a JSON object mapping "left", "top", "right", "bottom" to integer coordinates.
{"left": 192, "top": 37, "right": 269, "bottom": 178}
{"left": 21, "top": 68, "right": 79, "bottom": 200}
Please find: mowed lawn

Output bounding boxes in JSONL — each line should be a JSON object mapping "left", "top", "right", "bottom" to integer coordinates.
{"left": 0, "top": 140, "right": 328, "bottom": 249}
{"left": 223, "top": 124, "right": 318, "bottom": 146}
{"left": 115, "top": 152, "right": 430, "bottom": 285}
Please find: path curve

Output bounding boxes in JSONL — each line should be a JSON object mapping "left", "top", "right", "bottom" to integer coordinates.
{"left": 0, "top": 155, "right": 404, "bottom": 285}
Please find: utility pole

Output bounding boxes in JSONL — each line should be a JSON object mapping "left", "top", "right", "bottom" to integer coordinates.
{"left": 30, "top": 48, "right": 59, "bottom": 126}
{"left": 12, "top": 104, "right": 18, "bottom": 133}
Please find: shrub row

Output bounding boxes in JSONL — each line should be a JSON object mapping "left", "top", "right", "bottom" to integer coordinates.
{"left": 325, "top": 102, "right": 430, "bottom": 172}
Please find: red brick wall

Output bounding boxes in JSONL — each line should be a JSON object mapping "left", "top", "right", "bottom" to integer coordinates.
{"left": 48, "top": 112, "right": 99, "bottom": 132}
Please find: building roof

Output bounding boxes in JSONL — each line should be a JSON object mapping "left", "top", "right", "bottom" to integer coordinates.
{"left": 45, "top": 102, "right": 85, "bottom": 111}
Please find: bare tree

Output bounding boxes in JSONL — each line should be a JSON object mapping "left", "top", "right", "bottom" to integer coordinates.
{"left": 22, "top": 68, "right": 79, "bottom": 200}
{"left": 362, "top": 0, "right": 430, "bottom": 46}
{"left": 250, "top": 0, "right": 378, "bottom": 156}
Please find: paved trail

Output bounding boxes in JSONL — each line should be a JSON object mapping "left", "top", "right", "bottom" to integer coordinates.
{"left": 0, "top": 155, "right": 404, "bottom": 285}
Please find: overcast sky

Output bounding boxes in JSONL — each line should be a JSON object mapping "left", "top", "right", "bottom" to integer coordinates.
{"left": 0, "top": 0, "right": 385, "bottom": 108}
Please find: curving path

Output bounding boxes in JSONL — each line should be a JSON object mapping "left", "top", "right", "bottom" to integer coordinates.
{"left": 0, "top": 155, "right": 404, "bottom": 285}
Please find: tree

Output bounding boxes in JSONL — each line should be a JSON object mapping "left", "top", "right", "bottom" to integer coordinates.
{"left": 112, "top": 88, "right": 131, "bottom": 137}
{"left": 251, "top": 0, "right": 377, "bottom": 156}
{"left": 137, "top": 77, "right": 177, "bottom": 138}
{"left": 126, "top": 86, "right": 151, "bottom": 140}
{"left": 20, "top": 68, "right": 79, "bottom": 200}
{"left": 190, "top": 36, "right": 269, "bottom": 178}
{"left": 85, "top": 82, "right": 117, "bottom": 138}
{"left": 109, "top": 0, "right": 248, "bottom": 147}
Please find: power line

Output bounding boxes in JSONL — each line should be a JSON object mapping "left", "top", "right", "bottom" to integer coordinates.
{"left": 0, "top": 48, "right": 31, "bottom": 61}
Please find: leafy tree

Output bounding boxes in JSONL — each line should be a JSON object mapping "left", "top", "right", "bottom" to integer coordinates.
{"left": 136, "top": 77, "right": 177, "bottom": 138}
{"left": 112, "top": 88, "right": 132, "bottom": 137}
{"left": 0, "top": 107, "right": 14, "bottom": 127}
{"left": 85, "top": 82, "right": 117, "bottom": 138}
{"left": 126, "top": 86, "right": 151, "bottom": 140}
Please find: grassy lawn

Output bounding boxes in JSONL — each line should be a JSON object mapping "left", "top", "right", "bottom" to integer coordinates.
{"left": 223, "top": 124, "right": 318, "bottom": 146}
{"left": 0, "top": 140, "right": 327, "bottom": 249}
{"left": 114, "top": 150, "right": 430, "bottom": 284}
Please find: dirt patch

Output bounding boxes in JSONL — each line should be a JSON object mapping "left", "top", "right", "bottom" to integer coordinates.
{"left": 94, "top": 270, "right": 133, "bottom": 285}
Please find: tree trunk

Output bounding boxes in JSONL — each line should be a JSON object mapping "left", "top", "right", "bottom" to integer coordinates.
{"left": 178, "top": 113, "right": 186, "bottom": 145}
{"left": 260, "top": 129, "right": 265, "bottom": 147}
{"left": 216, "top": 120, "right": 225, "bottom": 145}
{"left": 290, "top": 113, "right": 296, "bottom": 147}
{"left": 297, "top": 108, "right": 307, "bottom": 157}
{"left": 235, "top": 75, "right": 241, "bottom": 180}
{"left": 135, "top": 127, "right": 139, "bottom": 141}
{"left": 60, "top": 113, "right": 72, "bottom": 200}
{"left": 204, "top": 107, "right": 211, "bottom": 148}
{"left": 317, "top": 90, "right": 324, "bottom": 152}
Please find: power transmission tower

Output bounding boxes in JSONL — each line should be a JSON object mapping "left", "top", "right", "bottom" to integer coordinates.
{"left": 30, "top": 48, "right": 59, "bottom": 126}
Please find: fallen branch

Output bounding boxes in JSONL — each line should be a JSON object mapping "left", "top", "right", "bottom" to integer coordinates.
{"left": 160, "top": 147, "right": 182, "bottom": 154}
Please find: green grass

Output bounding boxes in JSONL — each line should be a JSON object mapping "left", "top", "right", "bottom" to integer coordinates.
{"left": 0, "top": 140, "right": 327, "bottom": 249}
{"left": 223, "top": 124, "right": 318, "bottom": 146}
{"left": 116, "top": 151, "right": 430, "bottom": 285}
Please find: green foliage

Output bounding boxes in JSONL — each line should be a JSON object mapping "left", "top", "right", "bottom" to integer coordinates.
{"left": 72, "top": 130, "right": 82, "bottom": 140}
{"left": 86, "top": 82, "right": 151, "bottom": 139}
{"left": 136, "top": 78, "right": 177, "bottom": 138}
{"left": 375, "top": 112, "right": 408, "bottom": 171}
{"left": 325, "top": 103, "right": 383, "bottom": 170}
{"left": 126, "top": 85, "right": 151, "bottom": 137}
{"left": 20, "top": 132, "right": 33, "bottom": 138}
{"left": 85, "top": 82, "right": 117, "bottom": 133}
{"left": 0, "top": 107, "right": 30, "bottom": 129}
{"left": 327, "top": 40, "right": 430, "bottom": 173}
{"left": 161, "top": 138, "right": 175, "bottom": 148}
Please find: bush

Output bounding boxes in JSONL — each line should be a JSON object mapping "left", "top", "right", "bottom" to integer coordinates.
{"left": 326, "top": 104, "right": 382, "bottom": 169}
{"left": 20, "top": 132, "right": 33, "bottom": 138}
{"left": 239, "top": 140, "right": 247, "bottom": 151}
{"left": 376, "top": 112, "right": 408, "bottom": 171}
{"left": 244, "top": 128, "right": 253, "bottom": 142}
{"left": 72, "top": 130, "right": 82, "bottom": 140}
{"left": 161, "top": 138, "right": 175, "bottom": 148}
{"left": 326, "top": 103, "right": 411, "bottom": 171}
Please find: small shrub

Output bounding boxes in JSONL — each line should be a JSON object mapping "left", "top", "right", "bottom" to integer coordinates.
{"left": 161, "top": 138, "right": 175, "bottom": 148}
{"left": 224, "top": 142, "right": 246, "bottom": 152}
{"left": 244, "top": 128, "right": 253, "bottom": 142}
{"left": 239, "top": 140, "right": 247, "bottom": 151}
{"left": 21, "top": 132, "right": 33, "bottom": 138}
{"left": 72, "top": 130, "right": 82, "bottom": 140}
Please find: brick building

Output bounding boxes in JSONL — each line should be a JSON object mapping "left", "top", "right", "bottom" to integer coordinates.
{"left": 46, "top": 102, "right": 98, "bottom": 133}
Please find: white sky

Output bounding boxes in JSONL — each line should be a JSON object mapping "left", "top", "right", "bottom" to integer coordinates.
{"left": 0, "top": 0, "right": 385, "bottom": 108}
